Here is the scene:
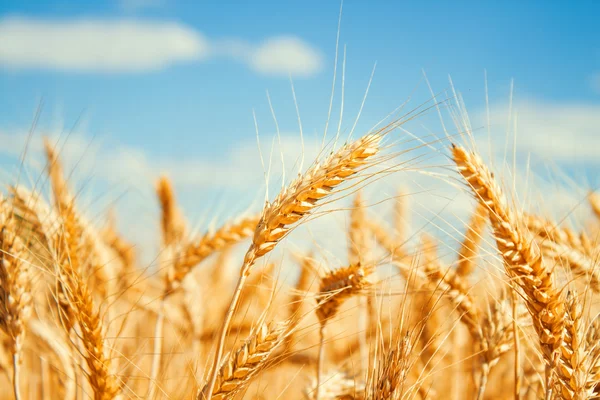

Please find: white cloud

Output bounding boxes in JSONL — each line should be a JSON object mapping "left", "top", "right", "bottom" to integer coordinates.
{"left": 0, "top": 17, "right": 208, "bottom": 72}
{"left": 0, "top": 17, "right": 323, "bottom": 76}
{"left": 250, "top": 37, "right": 323, "bottom": 77}
{"left": 476, "top": 100, "right": 600, "bottom": 163}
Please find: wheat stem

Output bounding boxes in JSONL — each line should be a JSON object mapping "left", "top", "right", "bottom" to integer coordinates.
{"left": 147, "top": 306, "right": 165, "bottom": 399}
{"left": 12, "top": 349, "right": 21, "bottom": 400}
{"left": 205, "top": 271, "right": 248, "bottom": 398}
{"left": 476, "top": 363, "right": 490, "bottom": 400}
{"left": 316, "top": 324, "right": 326, "bottom": 400}
{"left": 512, "top": 291, "right": 521, "bottom": 400}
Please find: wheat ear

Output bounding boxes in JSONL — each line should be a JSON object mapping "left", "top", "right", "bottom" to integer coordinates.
{"left": 156, "top": 176, "right": 187, "bottom": 247}
{"left": 9, "top": 186, "right": 58, "bottom": 264}
{"left": 315, "top": 263, "right": 373, "bottom": 326}
{"left": 413, "top": 235, "right": 482, "bottom": 342}
{"left": 205, "top": 132, "right": 383, "bottom": 399}
{"left": 315, "top": 263, "right": 373, "bottom": 399}
{"left": 44, "top": 139, "right": 114, "bottom": 300}
{"left": 43, "top": 159, "right": 118, "bottom": 400}
{"left": 166, "top": 215, "right": 259, "bottom": 293}
{"left": 526, "top": 214, "right": 600, "bottom": 292}
{"left": 370, "top": 330, "right": 419, "bottom": 400}
{"left": 198, "top": 320, "right": 288, "bottom": 400}
{"left": 101, "top": 210, "right": 136, "bottom": 289}
{"left": 149, "top": 176, "right": 189, "bottom": 399}
{"left": 583, "top": 315, "right": 600, "bottom": 396}
{"left": 451, "top": 143, "right": 566, "bottom": 397}
{"left": 476, "top": 293, "right": 522, "bottom": 400}
{"left": 0, "top": 201, "right": 32, "bottom": 400}
{"left": 56, "top": 260, "right": 119, "bottom": 399}
{"left": 589, "top": 192, "right": 600, "bottom": 221}
{"left": 456, "top": 202, "right": 487, "bottom": 276}
{"left": 50, "top": 193, "right": 120, "bottom": 400}
{"left": 556, "top": 290, "right": 587, "bottom": 399}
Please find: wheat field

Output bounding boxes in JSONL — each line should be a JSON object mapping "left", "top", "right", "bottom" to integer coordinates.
{"left": 0, "top": 87, "right": 599, "bottom": 400}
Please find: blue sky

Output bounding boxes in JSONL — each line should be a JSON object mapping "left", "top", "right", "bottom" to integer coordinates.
{"left": 1, "top": 1, "right": 599, "bottom": 258}
{"left": 2, "top": 1, "right": 599, "bottom": 153}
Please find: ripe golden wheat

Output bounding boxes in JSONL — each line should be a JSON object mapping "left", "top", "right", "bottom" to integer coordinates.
{"left": 0, "top": 104, "right": 598, "bottom": 400}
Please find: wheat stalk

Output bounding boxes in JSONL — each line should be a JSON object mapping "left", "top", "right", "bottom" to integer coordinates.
{"left": 451, "top": 143, "right": 566, "bottom": 398}
{"left": 0, "top": 201, "right": 32, "bottom": 400}
{"left": 149, "top": 176, "right": 189, "bottom": 399}
{"left": 28, "top": 319, "right": 77, "bottom": 400}
{"left": 204, "top": 132, "right": 384, "bottom": 399}
{"left": 42, "top": 145, "right": 119, "bottom": 400}
{"left": 283, "top": 254, "right": 316, "bottom": 354}
{"left": 349, "top": 191, "right": 368, "bottom": 265}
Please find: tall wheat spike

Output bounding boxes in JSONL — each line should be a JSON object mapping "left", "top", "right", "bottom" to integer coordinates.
{"left": 205, "top": 131, "right": 385, "bottom": 399}
{"left": 43, "top": 140, "right": 119, "bottom": 400}
{"left": 456, "top": 202, "right": 487, "bottom": 277}
{"left": 0, "top": 200, "right": 32, "bottom": 400}
{"left": 451, "top": 143, "right": 566, "bottom": 397}
{"left": 557, "top": 290, "right": 587, "bottom": 399}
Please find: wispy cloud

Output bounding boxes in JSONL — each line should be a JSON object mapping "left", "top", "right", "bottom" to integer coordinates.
{"left": 479, "top": 100, "right": 600, "bottom": 163}
{"left": 250, "top": 37, "right": 323, "bottom": 77}
{"left": 0, "top": 17, "right": 323, "bottom": 76}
